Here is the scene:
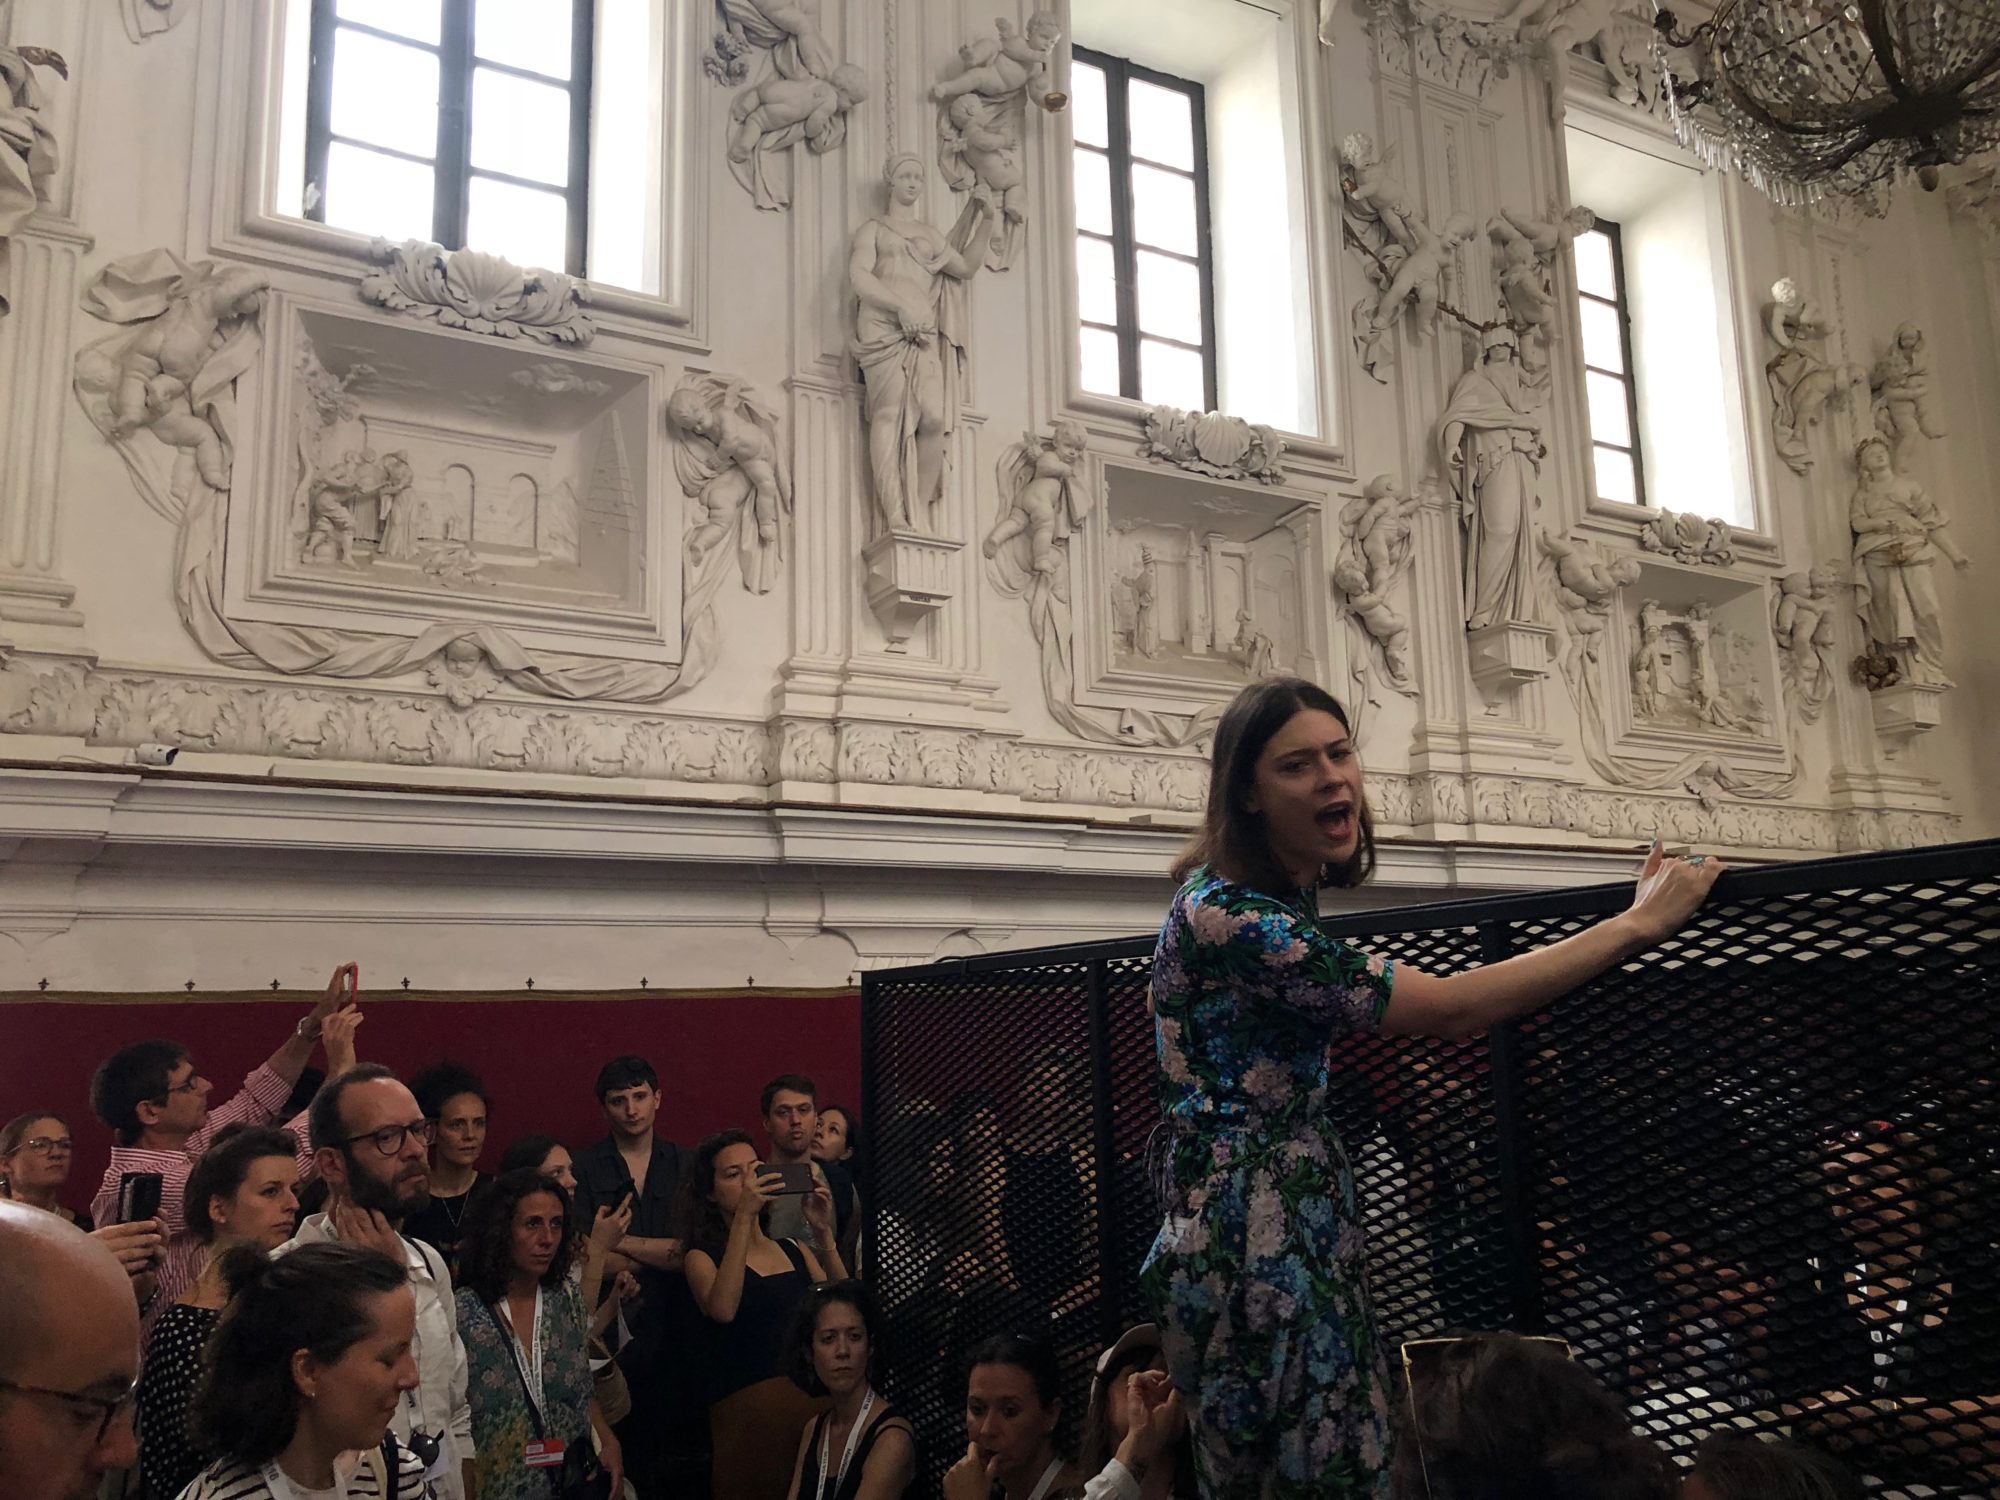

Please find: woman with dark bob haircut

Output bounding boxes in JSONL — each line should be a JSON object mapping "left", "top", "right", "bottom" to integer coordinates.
{"left": 453, "top": 1167, "right": 622, "bottom": 1500}
{"left": 780, "top": 1280, "right": 916, "bottom": 1499}
{"left": 179, "top": 1241, "right": 429, "bottom": 1497}
{"left": 1141, "top": 677, "right": 1724, "bottom": 1498}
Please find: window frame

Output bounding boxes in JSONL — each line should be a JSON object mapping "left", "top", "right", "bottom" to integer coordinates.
{"left": 1072, "top": 46, "right": 1219, "bottom": 414}
{"left": 303, "top": 0, "right": 596, "bottom": 276}
{"left": 1575, "top": 216, "right": 1647, "bottom": 510}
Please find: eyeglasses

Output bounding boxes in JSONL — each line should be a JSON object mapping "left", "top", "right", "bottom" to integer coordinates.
{"left": 17, "top": 1137, "right": 72, "bottom": 1155}
{"left": 153, "top": 1076, "right": 203, "bottom": 1101}
{"left": 342, "top": 1119, "right": 436, "bottom": 1157}
{"left": 1400, "top": 1337, "right": 1572, "bottom": 1499}
{"left": 0, "top": 1375, "right": 139, "bottom": 1446}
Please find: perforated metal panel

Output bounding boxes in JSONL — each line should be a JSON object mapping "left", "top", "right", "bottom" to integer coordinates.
{"left": 862, "top": 842, "right": 2000, "bottom": 1493}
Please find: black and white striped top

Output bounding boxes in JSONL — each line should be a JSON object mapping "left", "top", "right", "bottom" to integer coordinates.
{"left": 173, "top": 1447, "right": 434, "bottom": 1499}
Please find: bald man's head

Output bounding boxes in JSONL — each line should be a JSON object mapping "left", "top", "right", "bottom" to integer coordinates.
{"left": 0, "top": 1204, "right": 141, "bottom": 1500}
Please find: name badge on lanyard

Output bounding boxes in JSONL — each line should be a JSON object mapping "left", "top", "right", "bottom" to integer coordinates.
{"left": 524, "top": 1438, "right": 568, "bottom": 1469}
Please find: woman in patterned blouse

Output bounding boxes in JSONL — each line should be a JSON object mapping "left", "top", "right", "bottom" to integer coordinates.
{"left": 1140, "top": 677, "right": 1723, "bottom": 1499}
{"left": 454, "top": 1168, "right": 623, "bottom": 1500}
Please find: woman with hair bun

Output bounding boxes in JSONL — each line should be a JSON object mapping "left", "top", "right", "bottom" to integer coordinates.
{"left": 178, "top": 1240, "right": 430, "bottom": 1498}
{"left": 1142, "top": 677, "right": 1724, "bottom": 1497}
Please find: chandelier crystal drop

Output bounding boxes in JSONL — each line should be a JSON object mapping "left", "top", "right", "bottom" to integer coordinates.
{"left": 1652, "top": 0, "right": 2000, "bottom": 207}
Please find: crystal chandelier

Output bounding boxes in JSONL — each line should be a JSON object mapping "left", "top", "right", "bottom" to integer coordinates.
{"left": 1651, "top": 1, "right": 2000, "bottom": 207}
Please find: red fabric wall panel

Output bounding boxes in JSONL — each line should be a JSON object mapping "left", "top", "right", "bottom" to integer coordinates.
{"left": 1, "top": 991, "right": 860, "bottom": 1216}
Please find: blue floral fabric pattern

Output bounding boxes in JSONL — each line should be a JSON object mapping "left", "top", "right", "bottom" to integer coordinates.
{"left": 455, "top": 1281, "right": 593, "bottom": 1500}
{"left": 1139, "top": 866, "right": 1397, "bottom": 1499}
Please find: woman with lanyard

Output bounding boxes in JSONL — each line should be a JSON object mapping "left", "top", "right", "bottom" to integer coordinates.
{"left": 453, "top": 1168, "right": 622, "bottom": 1500}
{"left": 177, "top": 1240, "right": 433, "bottom": 1499}
{"left": 946, "top": 1334, "right": 1086, "bottom": 1500}
{"left": 1142, "top": 677, "right": 1724, "bottom": 1498}
{"left": 782, "top": 1280, "right": 915, "bottom": 1500}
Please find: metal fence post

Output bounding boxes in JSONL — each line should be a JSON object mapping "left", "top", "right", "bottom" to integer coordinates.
{"left": 1480, "top": 918, "right": 1544, "bottom": 1333}
{"left": 1085, "top": 956, "right": 1122, "bottom": 1348}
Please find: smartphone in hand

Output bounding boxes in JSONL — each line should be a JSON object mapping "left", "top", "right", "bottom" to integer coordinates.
{"left": 117, "top": 1171, "right": 164, "bottom": 1226}
{"left": 762, "top": 1162, "right": 817, "bottom": 1196}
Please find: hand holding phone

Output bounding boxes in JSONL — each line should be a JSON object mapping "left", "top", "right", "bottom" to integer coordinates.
{"left": 762, "top": 1162, "right": 818, "bottom": 1197}
{"left": 117, "top": 1171, "right": 164, "bottom": 1226}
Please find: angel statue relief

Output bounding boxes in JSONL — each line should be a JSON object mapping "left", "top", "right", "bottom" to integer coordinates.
{"left": 987, "top": 419, "right": 1088, "bottom": 582}
{"left": 932, "top": 11, "right": 1062, "bottom": 271}
{"left": 1764, "top": 277, "right": 1861, "bottom": 475}
{"left": 1332, "top": 475, "right": 1422, "bottom": 689}
{"left": 1488, "top": 202, "right": 1594, "bottom": 374}
{"left": 1340, "top": 133, "right": 1472, "bottom": 381}
{"left": 850, "top": 154, "right": 997, "bottom": 536}
{"left": 666, "top": 373, "right": 793, "bottom": 595}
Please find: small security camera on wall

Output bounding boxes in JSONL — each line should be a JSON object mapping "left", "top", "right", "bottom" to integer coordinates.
{"left": 129, "top": 743, "right": 179, "bottom": 767}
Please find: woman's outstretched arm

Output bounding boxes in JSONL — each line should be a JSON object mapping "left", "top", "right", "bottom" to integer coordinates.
{"left": 1381, "top": 844, "right": 1723, "bottom": 1041}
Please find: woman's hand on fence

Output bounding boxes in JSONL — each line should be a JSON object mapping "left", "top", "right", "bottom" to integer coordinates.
{"left": 1624, "top": 841, "right": 1725, "bottom": 947}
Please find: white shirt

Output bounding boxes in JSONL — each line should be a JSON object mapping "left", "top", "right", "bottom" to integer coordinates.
{"left": 276, "top": 1215, "right": 474, "bottom": 1500}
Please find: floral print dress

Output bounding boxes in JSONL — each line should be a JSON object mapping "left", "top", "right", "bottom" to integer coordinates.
{"left": 1140, "top": 867, "right": 1397, "bottom": 1499}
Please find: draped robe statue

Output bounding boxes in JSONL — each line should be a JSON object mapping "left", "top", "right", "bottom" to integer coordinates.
{"left": 1437, "top": 328, "right": 1546, "bottom": 630}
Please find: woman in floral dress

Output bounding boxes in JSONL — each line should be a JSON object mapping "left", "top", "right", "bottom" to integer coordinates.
{"left": 1140, "top": 678, "right": 1723, "bottom": 1498}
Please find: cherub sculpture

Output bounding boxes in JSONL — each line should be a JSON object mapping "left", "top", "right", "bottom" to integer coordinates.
{"left": 931, "top": 13, "right": 1061, "bottom": 271}
{"left": 667, "top": 372, "right": 793, "bottom": 595}
{"left": 987, "top": 419, "right": 1089, "bottom": 585}
{"left": 1869, "top": 322, "right": 1946, "bottom": 457}
{"left": 74, "top": 251, "right": 268, "bottom": 507}
{"left": 940, "top": 94, "right": 1025, "bottom": 269}
{"left": 1764, "top": 277, "right": 1863, "bottom": 475}
{"left": 1339, "top": 133, "right": 1420, "bottom": 252}
{"left": 931, "top": 13, "right": 1062, "bottom": 108}
{"left": 707, "top": 0, "right": 837, "bottom": 85}
{"left": 1489, "top": 203, "right": 1594, "bottom": 371}
{"left": 1332, "top": 475, "right": 1423, "bottom": 688}
{"left": 726, "top": 63, "right": 869, "bottom": 211}
{"left": 1772, "top": 567, "right": 1838, "bottom": 720}
{"left": 1504, "top": 0, "right": 1640, "bottom": 114}
{"left": 1539, "top": 529, "right": 1639, "bottom": 667}
{"left": 1352, "top": 209, "right": 1474, "bottom": 380}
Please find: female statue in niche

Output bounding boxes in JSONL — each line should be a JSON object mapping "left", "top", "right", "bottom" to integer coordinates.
{"left": 1437, "top": 326, "right": 1546, "bottom": 631}
{"left": 1848, "top": 436, "right": 1970, "bottom": 687}
{"left": 849, "top": 154, "right": 997, "bottom": 535}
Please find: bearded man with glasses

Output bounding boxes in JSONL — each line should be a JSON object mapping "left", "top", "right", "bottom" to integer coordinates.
{"left": 0, "top": 1202, "right": 142, "bottom": 1500}
{"left": 279, "top": 1060, "right": 477, "bottom": 1500}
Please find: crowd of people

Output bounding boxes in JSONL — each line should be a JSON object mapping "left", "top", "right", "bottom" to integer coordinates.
{"left": 0, "top": 960, "right": 1912, "bottom": 1500}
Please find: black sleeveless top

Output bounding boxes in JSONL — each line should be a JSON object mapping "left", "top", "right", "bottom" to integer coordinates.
{"left": 706, "top": 1237, "right": 814, "bottom": 1402}
{"left": 797, "top": 1402, "right": 915, "bottom": 1500}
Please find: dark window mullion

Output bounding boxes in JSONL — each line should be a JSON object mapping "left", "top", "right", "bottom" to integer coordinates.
{"left": 434, "top": 0, "right": 474, "bottom": 251}
{"left": 1597, "top": 217, "right": 1645, "bottom": 507}
{"left": 1185, "top": 68, "right": 1217, "bottom": 412}
{"left": 564, "top": 0, "right": 593, "bottom": 277}
{"left": 328, "top": 134, "right": 438, "bottom": 169}
{"left": 303, "top": 0, "right": 338, "bottom": 221}
{"left": 1091, "top": 50, "right": 1143, "bottom": 402}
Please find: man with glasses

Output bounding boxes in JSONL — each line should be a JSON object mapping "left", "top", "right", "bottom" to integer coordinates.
{"left": 282, "top": 1061, "right": 476, "bottom": 1500}
{"left": 85, "top": 962, "right": 363, "bottom": 1337}
{"left": 0, "top": 1202, "right": 141, "bottom": 1500}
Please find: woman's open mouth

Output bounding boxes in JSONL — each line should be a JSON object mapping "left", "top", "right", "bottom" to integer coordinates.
{"left": 1316, "top": 804, "right": 1354, "bottom": 839}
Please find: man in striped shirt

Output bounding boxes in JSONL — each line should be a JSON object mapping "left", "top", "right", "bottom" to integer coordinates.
{"left": 86, "top": 963, "right": 362, "bottom": 1337}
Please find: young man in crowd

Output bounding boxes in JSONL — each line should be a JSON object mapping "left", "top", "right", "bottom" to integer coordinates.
{"left": 572, "top": 1055, "right": 692, "bottom": 1500}
{"left": 0, "top": 1204, "right": 142, "bottom": 1500}
{"left": 85, "top": 962, "right": 361, "bottom": 1334}
{"left": 284, "top": 1062, "right": 476, "bottom": 1500}
{"left": 761, "top": 1072, "right": 861, "bottom": 1271}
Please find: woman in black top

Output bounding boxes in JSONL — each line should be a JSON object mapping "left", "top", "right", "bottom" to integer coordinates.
{"left": 138, "top": 1125, "right": 300, "bottom": 1500}
{"left": 784, "top": 1280, "right": 915, "bottom": 1500}
{"left": 404, "top": 1062, "right": 491, "bottom": 1275}
{"left": 680, "top": 1128, "right": 845, "bottom": 1500}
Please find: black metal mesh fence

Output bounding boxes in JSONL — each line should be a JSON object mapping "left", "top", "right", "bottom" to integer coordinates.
{"left": 861, "top": 840, "right": 2000, "bottom": 1494}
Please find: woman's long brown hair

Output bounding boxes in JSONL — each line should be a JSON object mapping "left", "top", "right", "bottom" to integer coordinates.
{"left": 1172, "top": 677, "right": 1375, "bottom": 895}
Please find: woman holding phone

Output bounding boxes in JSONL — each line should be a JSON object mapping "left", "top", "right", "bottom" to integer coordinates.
{"left": 1141, "top": 677, "right": 1724, "bottom": 1499}
{"left": 678, "top": 1128, "right": 846, "bottom": 1500}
